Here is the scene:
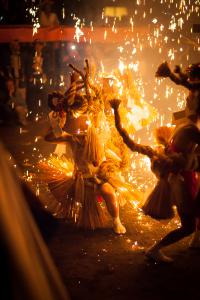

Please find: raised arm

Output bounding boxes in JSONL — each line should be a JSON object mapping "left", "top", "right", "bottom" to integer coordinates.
{"left": 156, "top": 62, "right": 200, "bottom": 90}
{"left": 156, "top": 62, "right": 186, "bottom": 85}
{"left": 110, "top": 99, "right": 157, "bottom": 158}
{"left": 169, "top": 72, "right": 200, "bottom": 89}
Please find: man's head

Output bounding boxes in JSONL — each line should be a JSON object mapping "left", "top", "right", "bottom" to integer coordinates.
{"left": 41, "top": 0, "right": 53, "bottom": 14}
{"left": 187, "top": 110, "right": 200, "bottom": 129}
{"left": 185, "top": 63, "right": 200, "bottom": 81}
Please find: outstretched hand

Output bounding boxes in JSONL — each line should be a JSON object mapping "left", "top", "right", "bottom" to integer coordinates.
{"left": 110, "top": 99, "right": 121, "bottom": 110}
{"left": 155, "top": 61, "right": 171, "bottom": 78}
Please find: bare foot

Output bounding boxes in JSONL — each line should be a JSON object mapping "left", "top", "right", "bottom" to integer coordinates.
{"left": 146, "top": 248, "right": 173, "bottom": 263}
{"left": 113, "top": 218, "right": 126, "bottom": 234}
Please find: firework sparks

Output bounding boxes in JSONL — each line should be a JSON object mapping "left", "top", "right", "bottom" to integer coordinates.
{"left": 18, "top": 0, "right": 199, "bottom": 238}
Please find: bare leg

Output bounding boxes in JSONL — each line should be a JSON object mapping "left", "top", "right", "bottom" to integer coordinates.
{"left": 99, "top": 183, "right": 126, "bottom": 234}
{"left": 189, "top": 218, "right": 200, "bottom": 248}
{"left": 153, "top": 218, "right": 195, "bottom": 249}
{"left": 146, "top": 213, "right": 195, "bottom": 262}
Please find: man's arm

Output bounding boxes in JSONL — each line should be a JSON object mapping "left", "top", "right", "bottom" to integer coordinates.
{"left": 110, "top": 99, "right": 156, "bottom": 158}
{"left": 45, "top": 129, "right": 72, "bottom": 144}
{"left": 156, "top": 62, "right": 200, "bottom": 89}
{"left": 169, "top": 72, "right": 200, "bottom": 89}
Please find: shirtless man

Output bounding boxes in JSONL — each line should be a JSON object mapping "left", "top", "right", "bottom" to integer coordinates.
{"left": 111, "top": 99, "right": 200, "bottom": 262}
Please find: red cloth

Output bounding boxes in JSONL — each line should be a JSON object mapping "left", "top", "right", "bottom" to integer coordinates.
{"left": 181, "top": 170, "right": 198, "bottom": 200}
{"left": 170, "top": 142, "right": 198, "bottom": 200}
{"left": 97, "top": 195, "right": 103, "bottom": 203}
{"left": 0, "top": 26, "right": 149, "bottom": 43}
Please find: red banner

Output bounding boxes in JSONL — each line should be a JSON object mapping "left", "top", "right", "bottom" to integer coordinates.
{"left": 0, "top": 25, "right": 149, "bottom": 43}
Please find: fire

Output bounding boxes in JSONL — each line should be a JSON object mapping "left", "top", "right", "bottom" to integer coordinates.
{"left": 22, "top": 0, "right": 199, "bottom": 208}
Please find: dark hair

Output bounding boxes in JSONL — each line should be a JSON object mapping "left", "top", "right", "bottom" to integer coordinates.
{"left": 48, "top": 92, "right": 65, "bottom": 112}
{"left": 186, "top": 63, "right": 200, "bottom": 79}
{"left": 48, "top": 92, "right": 87, "bottom": 114}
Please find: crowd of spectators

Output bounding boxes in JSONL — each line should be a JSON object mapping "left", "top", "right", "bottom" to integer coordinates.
{"left": 0, "top": 41, "right": 58, "bottom": 125}
{"left": 1, "top": 1, "right": 198, "bottom": 127}
{"left": 0, "top": 0, "right": 118, "bottom": 127}
{"left": 0, "top": 36, "right": 106, "bottom": 126}
{"left": 0, "top": 0, "right": 103, "bottom": 26}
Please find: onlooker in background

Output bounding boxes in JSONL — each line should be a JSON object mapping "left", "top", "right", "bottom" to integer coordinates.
{"left": 0, "top": 72, "right": 20, "bottom": 125}
{"left": 39, "top": 0, "right": 59, "bottom": 84}
{"left": 31, "top": 40, "right": 46, "bottom": 83}
{"left": 39, "top": 0, "right": 59, "bottom": 28}
{"left": 10, "top": 40, "right": 22, "bottom": 89}
{"left": 5, "top": 77, "right": 28, "bottom": 126}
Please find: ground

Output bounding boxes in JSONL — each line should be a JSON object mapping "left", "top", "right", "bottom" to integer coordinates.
{"left": 1, "top": 120, "right": 200, "bottom": 300}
